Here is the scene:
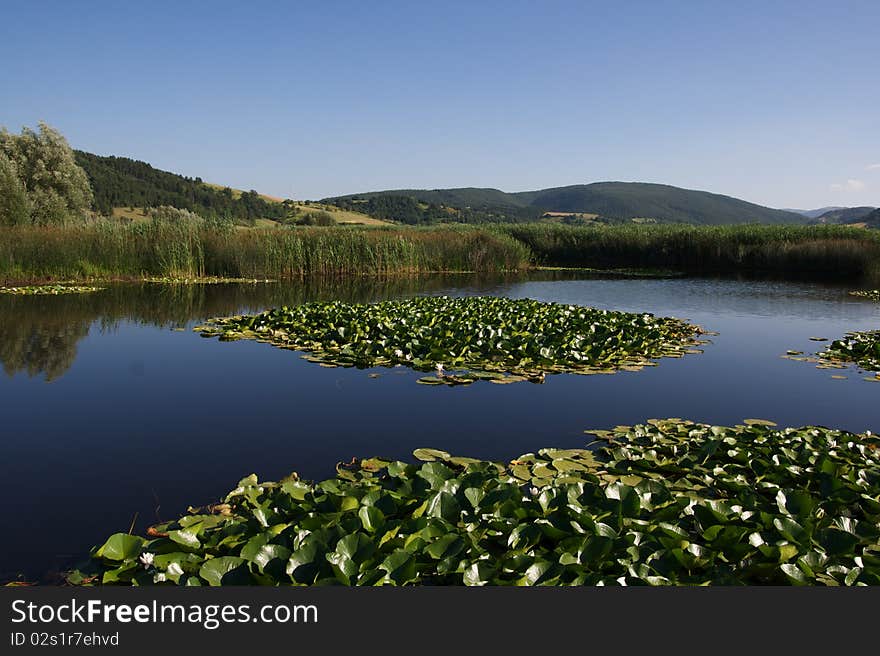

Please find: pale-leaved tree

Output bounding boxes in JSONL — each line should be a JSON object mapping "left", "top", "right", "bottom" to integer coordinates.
{"left": 0, "top": 121, "right": 93, "bottom": 225}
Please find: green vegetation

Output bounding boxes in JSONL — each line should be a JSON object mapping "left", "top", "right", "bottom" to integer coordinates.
{"left": 496, "top": 223, "right": 880, "bottom": 277}
{"left": 817, "top": 207, "right": 877, "bottom": 224}
{"left": 850, "top": 290, "right": 880, "bottom": 302}
{"left": 68, "top": 419, "right": 880, "bottom": 586}
{"left": 195, "top": 296, "right": 705, "bottom": 385}
{"left": 0, "top": 122, "right": 92, "bottom": 226}
{"left": 327, "top": 192, "right": 541, "bottom": 225}
{"left": 817, "top": 331, "right": 880, "bottom": 375}
{"left": 4, "top": 222, "right": 880, "bottom": 285}
{"left": 0, "top": 222, "right": 530, "bottom": 282}
{"left": 325, "top": 182, "right": 808, "bottom": 226}
{"left": 863, "top": 208, "right": 880, "bottom": 229}
{"left": 0, "top": 284, "right": 104, "bottom": 295}
{"left": 73, "top": 150, "right": 287, "bottom": 222}
{"left": 292, "top": 210, "right": 336, "bottom": 226}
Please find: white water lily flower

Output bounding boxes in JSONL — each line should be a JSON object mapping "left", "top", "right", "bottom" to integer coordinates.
{"left": 153, "top": 572, "right": 167, "bottom": 583}
{"left": 139, "top": 552, "right": 155, "bottom": 568}
{"left": 166, "top": 562, "right": 184, "bottom": 576}
{"left": 393, "top": 349, "right": 404, "bottom": 358}
{"left": 435, "top": 363, "right": 445, "bottom": 375}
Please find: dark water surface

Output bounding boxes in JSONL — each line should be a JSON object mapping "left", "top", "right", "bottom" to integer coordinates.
{"left": 2, "top": 273, "right": 879, "bottom": 579}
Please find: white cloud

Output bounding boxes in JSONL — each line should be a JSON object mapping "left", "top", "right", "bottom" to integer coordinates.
{"left": 868, "top": 163, "right": 880, "bottom": 171}
{"left": 830, "top": 179, "right": 866, "bottom": 192}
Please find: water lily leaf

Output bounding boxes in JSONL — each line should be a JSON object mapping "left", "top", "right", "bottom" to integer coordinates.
{"left": 463, "top": 561, "right": 495, "bottom": 586}
{"left": 427, "top": 491, "right": 461, "bottom": 521}
{"left": 522, "top": 560, "right": 558, "bottom": 586}
{"left": 780, "top": 563, "right": 810, "bottom": 585}
{"left": 380, "top": 550, "right": 416, "bottom": 584}
{"left": 286, "top": 543, "right": 322, "bottom": 583}
{"left": 426, "top": 535, "right": 465, "bottom": 560}
{"left": 199, "top": 557, "right": 248, "bottom": 586}
{"left": 334, "top": 533, "right": 375, "bottom": 564}
{"left": 96, "top": 534, "right": 144, "bottom": 562}
{"left": 413, "top": 448, "right": 451, "bottom": 462}
{"left": 168, "top": 529, "right": 201, "bottom": 550}
{"left": 358, "top": 505, "right": 385, "bottom": 533}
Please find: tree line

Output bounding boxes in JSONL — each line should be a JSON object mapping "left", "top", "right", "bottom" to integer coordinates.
{"left": 327, "top": 194, "right": 542, "bottom": 225}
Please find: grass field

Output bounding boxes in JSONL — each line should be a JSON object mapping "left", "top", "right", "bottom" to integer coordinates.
{"left": 202, "top": 182, "right": 284, "bottom": 203}
{"left": 292, "top": 202, "right": 391, "bottom": 226}
{"left": 110, "top": 207, "right": 150, "bottom": 222}
{"left": 111, "top": 203, "right": 388, "bottom": 227}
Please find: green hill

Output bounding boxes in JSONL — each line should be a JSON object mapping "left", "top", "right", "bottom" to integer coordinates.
{"left": 325, "top": 182, "right": 807, "bottom": 226}
{"left": 73, "top": 150, "right": 287, "bottom": 222}
{"left": 816, "top": 206, "right": 877, "bottom": 224}
{"left": 862, "top": 208, "right": 880, "bottom": 228}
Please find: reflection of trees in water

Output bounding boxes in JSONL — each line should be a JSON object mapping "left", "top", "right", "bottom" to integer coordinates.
{"left": 0, "top": 309, "right": 88, "bottom": 382}
{"left": 0, "top": 273, "right": 532, "bottom": 381}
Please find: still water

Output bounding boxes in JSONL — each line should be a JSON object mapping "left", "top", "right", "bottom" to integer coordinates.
{"left": 2, "top": 273, "right": 878, "bottom": 579}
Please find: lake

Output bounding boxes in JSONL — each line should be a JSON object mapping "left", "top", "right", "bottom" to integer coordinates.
{"left": 2, "top": 272, "right": 878, "bottom": 580}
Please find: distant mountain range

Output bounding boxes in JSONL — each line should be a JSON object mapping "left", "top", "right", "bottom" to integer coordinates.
{"left": 783, "top": 206, "right": 846, "bottom": 219}
{"left": 814, "top": 206, "right": 877, "bottom": 224}
{"left": 324, "top": 182, "right": 808, "bottom": 226}
{"left": 72, "top": 150, "right": 874, "bottom": 227}
{"left": 785, "top": 206, "right": 877, "bottom": 224}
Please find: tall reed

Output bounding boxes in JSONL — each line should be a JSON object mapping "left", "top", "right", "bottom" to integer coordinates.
{"left": 3, "top": 221, "right": 879, "bottom": 284}
{"left": 0, "top": 222, "right": 531, "bottom": 283}
{"left": 497, "top": 223, "right": 880, "bottom": 278}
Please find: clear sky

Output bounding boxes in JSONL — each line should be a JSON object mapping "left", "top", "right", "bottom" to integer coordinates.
{"left": 2, "top": 0, "right": 878, "bottom": 208}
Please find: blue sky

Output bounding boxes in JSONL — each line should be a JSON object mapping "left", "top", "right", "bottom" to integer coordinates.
{"left": 2, "top": 0, "right": 878, "bottom": 208}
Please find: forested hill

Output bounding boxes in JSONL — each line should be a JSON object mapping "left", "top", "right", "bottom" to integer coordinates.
{"left": 861, "top": 208, "right": 880, "bottom": 228}
{"left": 324, "top": 182, "right": 808, "bottom": 226}
{"left": 74, "top": 150, "right": 286, "bottom": 221}
{"left": 815, "top": 206, "right": 877, "bottom": 224}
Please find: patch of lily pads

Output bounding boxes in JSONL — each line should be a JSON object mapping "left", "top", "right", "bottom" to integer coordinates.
{"left": 849, "top": 290, "right": 880, "bottom": 302}
{"left": 194, "top": 296, "right": 708, "bottom": 385}
{"left": 815, "top": 331, "right": 880, "bottom": 380}
{"left": 783, "top": 329, "right": 880, "bottom": 381}
{"left": 0, "top": 284, "right": 104, "bottom": 295}
{"left": 67, "top": 418, "right": 880, "bottom": 586}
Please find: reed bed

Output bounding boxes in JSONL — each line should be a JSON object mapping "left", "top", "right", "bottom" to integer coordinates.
{"left": 497, "top": 223, "right": 880, "bottom": 278}
{"left": 2, "top": 221, "right": 880, "bottom": 283}
{"left": 0, "top": 222, "right": 531, "bottom": 282}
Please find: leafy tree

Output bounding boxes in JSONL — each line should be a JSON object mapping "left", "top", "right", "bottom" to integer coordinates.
{"left": 0, "top": 151, "right": 30, "bottom": 226}
{"left": 0, "top": 121, "right": 93, "bottom": 225}
{"left": 147, "top": 205, "right": 205, "bottom": 222}
{"left": 296, "top": 210, "right": 336, "bottom": 226}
